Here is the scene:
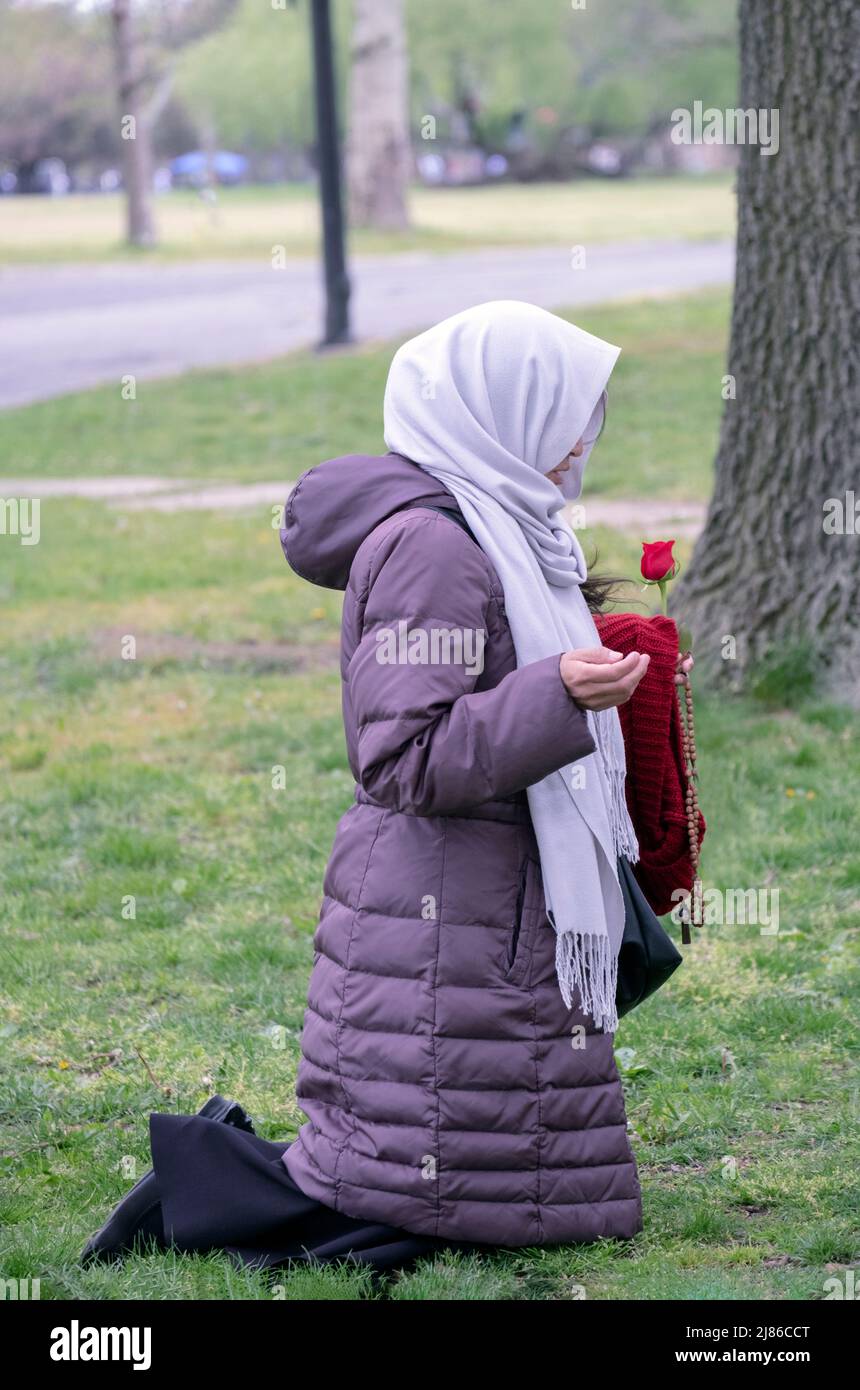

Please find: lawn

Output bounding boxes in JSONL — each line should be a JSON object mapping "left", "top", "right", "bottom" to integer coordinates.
{"left": 0, "top": 174, "right": 735, "bottom": 264}
{"left": 1, "top": 289, "right": 858, "bottom": 1301}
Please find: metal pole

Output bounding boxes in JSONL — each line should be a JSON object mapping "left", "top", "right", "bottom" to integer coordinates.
{"left": 309, "top": 0, "right": 351, "bottom": 346}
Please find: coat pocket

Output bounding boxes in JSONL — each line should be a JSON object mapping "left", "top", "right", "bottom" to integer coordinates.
{"left": 505, "top": 858, "right": 532, "bottom": 983}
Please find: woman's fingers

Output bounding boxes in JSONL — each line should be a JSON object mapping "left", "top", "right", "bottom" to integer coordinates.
{"left": 568, "top": 646, "right": 626, "bottom": 665}
{"left": 561, "top": 649, "right": 650, "bottom": 709}
{"left": 566, "top": 649, "right": 642, "bottom": 688}
{"left": 594, "top": 652, "right": 650, "bottom": 705}
{"left": 566, "top": 642, "right": 694, "bottom": 706}
{"left": 574, "top": 652, "right": 648, "bottom": 696}
{"left": 674, "top": 652, "right": 695, "bottom": 683}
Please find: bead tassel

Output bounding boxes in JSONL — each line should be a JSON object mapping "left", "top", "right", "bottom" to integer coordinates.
{"left": 677, "top": 661, "right": 703, "bottom": 945}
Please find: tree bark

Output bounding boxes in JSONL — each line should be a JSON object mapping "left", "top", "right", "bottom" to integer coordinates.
{"left": 111, "top": 0, "right": 156, "bottom": 248}
{"left": 674, "top": 0, "right": 859, "bottom": 704}
{"left": 346, "top": 0, "right": 411, "bottom": 230}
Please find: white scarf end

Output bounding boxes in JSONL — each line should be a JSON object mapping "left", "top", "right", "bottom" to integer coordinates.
{"left": 556, "top": 929, "right": 619, "bottom": 1035}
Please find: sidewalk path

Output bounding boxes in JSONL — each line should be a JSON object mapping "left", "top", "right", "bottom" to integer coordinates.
{"left": 0, "top": 474, "right": 706, "bottom": 537}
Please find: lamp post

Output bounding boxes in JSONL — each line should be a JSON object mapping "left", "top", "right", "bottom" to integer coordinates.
{"left": 309, "top": 0, "right": 351, "bottom": 346}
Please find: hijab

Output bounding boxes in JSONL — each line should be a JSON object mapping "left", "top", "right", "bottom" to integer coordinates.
{"left": 383, "top": 300, "right": 639, "bottom": 1033}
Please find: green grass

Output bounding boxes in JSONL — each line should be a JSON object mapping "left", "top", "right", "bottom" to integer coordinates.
{"left": 1, "top": 289, "right": 858, "bottom": 1301}
{"left": 0, "top": 175, "right": 735, "bottom": 264}
{"left": 4, "top": 289, "right": 731, "bottom": 502}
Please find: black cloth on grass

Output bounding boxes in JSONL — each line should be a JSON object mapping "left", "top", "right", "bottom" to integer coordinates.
{"left": 148, "top": 1112, "right": 484, "bottom": 1274}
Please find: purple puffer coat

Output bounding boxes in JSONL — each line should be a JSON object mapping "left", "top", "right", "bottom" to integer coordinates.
{"left": 279, "top": 451, "right": 643, "bottom": 1247}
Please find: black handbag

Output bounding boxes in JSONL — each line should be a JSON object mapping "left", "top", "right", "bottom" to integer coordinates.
{"left": 615, "top": 855, "right": 683, "bottom": 1018}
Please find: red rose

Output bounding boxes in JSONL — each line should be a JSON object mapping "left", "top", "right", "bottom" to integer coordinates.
{"left": 641, "top": 539, "right": 677, "bottom": 582}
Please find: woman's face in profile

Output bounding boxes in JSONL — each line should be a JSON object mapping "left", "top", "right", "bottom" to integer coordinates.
{"left": 544, "top": 437, "right": 584, "bottom": 488}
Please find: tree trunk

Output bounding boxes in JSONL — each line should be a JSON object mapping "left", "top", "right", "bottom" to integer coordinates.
{"left": 674, "top": 0, "right": 859, "bottom": 704}
{"left": 111, "top": 0, "right": 156, "bottom": 248}
{"left": 346, "top": 0, "right": 411, "bottom": 230}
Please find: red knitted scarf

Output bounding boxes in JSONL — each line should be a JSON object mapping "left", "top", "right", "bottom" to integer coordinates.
{"left": 593, "top": 612, "right": 705, "bottom": 917}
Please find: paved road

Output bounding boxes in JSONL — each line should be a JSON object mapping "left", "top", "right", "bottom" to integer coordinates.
{"left": 0, "top": 239, "right": 733, "bottom": 410}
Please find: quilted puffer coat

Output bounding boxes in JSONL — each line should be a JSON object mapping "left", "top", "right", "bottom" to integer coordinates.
{"left": 279, "top": 451, "right": 643, "bottom": 1247}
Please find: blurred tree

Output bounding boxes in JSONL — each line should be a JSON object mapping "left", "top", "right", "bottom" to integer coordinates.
{"left": 175, "top": 0, "right": 320, "bottom": 163}
{"left": 0, "top": 1, "right": 114, "bottom": 183}
{"left": 675, "top": 0, "right": 859, "bottom": 703}
{"left": 109, "top": 0, "right": 239, "bottom": 248}
{"left": 346, "top": 0, "right": 410, "bottom": 229}
{"left": 0, "top": 1, "right": 238, "bottom": 228}
{"left": 0, "top": 0, "right": 739, "bottom": 184}
{"left": 110, "top": 0, "right": 155, "bottom": 244}
{"left": 406, "top": 0, "right": 737, "bottom": 168}
{"left": 172, "top": 0, "right": 736, "bottom": 174}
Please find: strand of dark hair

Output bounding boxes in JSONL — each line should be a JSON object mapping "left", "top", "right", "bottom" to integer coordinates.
{"left": 580, "top": 550, "right": 649, "bottom": 616}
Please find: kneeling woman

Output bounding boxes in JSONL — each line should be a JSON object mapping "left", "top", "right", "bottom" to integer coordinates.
{"left": 83, "top": 300, "right": 693, "bottom": 1272}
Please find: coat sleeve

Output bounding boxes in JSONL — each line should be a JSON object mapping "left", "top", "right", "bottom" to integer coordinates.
{"left": 347, "top": 512, "right": 596, "bottom": 816}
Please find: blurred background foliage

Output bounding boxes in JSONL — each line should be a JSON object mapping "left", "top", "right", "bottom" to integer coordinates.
{"left": 0, "top": 0, "right": 737, "bottom": 182}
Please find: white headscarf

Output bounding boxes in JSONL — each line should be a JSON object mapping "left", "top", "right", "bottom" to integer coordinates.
{"left": 383, "top": 300, "right": 639, "bottom": 1033}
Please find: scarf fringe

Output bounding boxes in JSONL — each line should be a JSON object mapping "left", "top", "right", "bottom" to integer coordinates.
{"left": 550, "top": 710, "right": 637, "bottom": 1033}
{"left": 592, "top": 708, "right": 640, "bottom": 863}
{"left": 556, "top": 928, "right": 619, "bottom": 1035}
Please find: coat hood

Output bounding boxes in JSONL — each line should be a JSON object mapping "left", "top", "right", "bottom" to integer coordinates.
{"left": 280, "top": 451, "right": 459, "bottom": 590}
